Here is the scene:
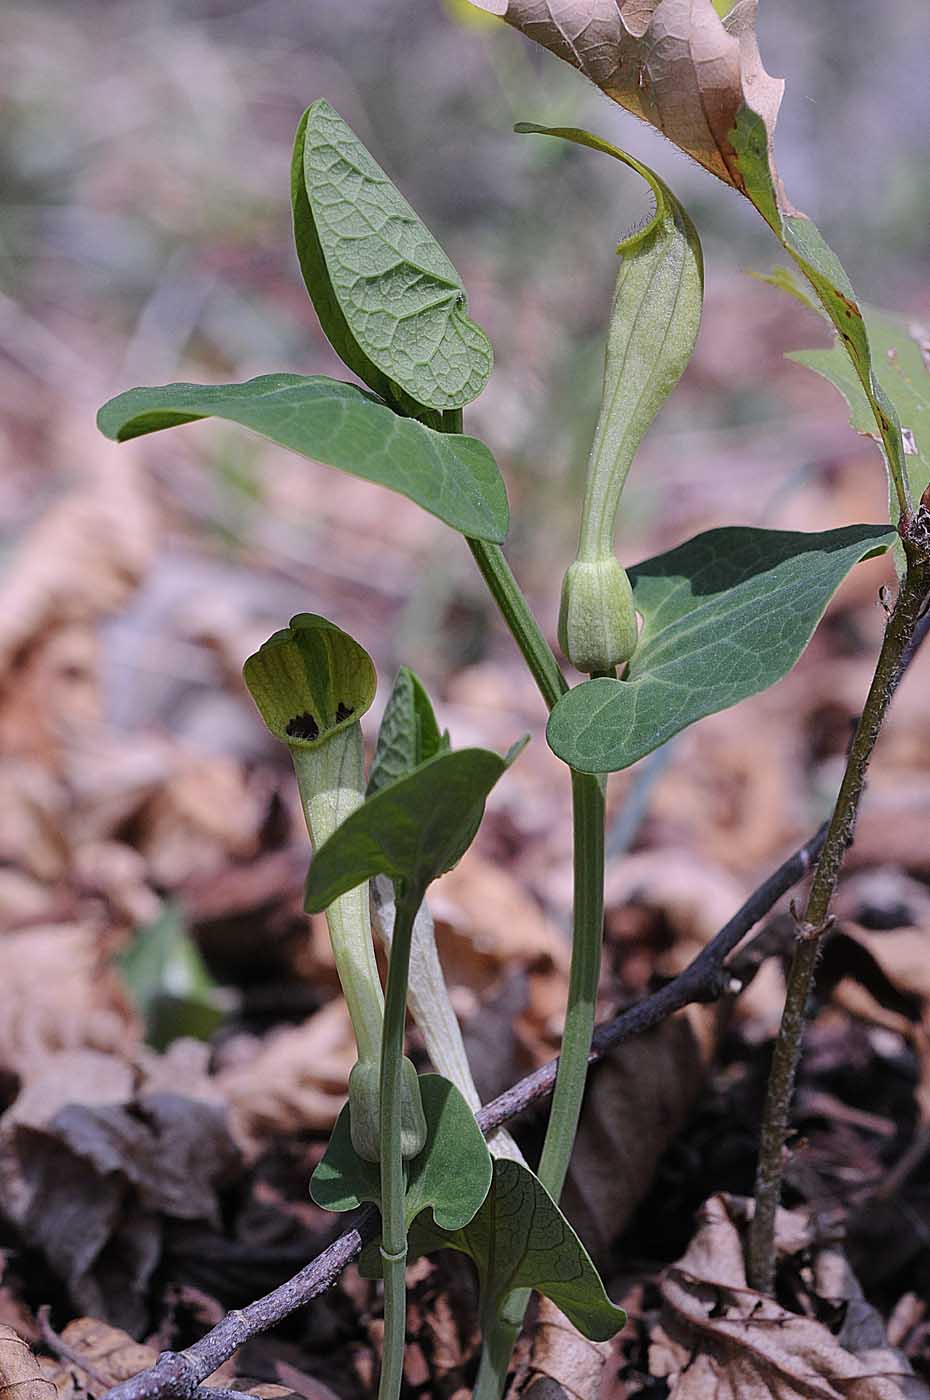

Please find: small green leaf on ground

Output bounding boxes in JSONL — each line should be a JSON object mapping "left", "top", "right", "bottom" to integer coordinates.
{"left": 295, "top": 100, "right": 493, "bottom": 413}
{"left": 97, "top": 376, "right": 509, "bottom": 542}
{"left": 362, "top": 1158, "right": 626, "bottom": 1343}
{"left": 118, "top": 904, "right": 231, "bottom": 1050}
{"left": 367, "top": 666, "right": 449, "bottom": 796}
{"left": 547, "top": 523, "right": 895, "bottom": 773}
{"left": 310, "top": 1074, "right": 492, "bottom": 1231}
{"left": 304, "top": 741, "right": 526, "bottom": 910}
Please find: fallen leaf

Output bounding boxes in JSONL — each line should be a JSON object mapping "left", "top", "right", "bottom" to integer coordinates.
{"left": 561, "top": 1013, "right": 713, "bottom": 1264}
{"left": 216, "top": 999, "right": 357, "bottom": 1153}
{"left": 650, "top": 1194, "right": 929, "bottom": 1398}
{"left": 137, "top": 756, "right": 263, "bottom": 886}
{"left": 0, "top": 1326, "right": 57, "bottom": 1400}
{"left": 522, "top": 1298, "right": 612, "bottom": 1400}
{"left": 39, "top": 1318, "right": 155, "bottom": 1400}
{"left": 0, "top": 926, "right": 137, "bottom": 1077}
{"left": 0, "top": 1050, "right": 238, "bottom": 1333}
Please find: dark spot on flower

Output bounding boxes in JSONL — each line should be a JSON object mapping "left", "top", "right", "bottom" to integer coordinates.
{"left": 286, "top": 712, "right": 319, "bottom": 741}
{"left": 336, "top": 702, "right": 354, "bottom": 723}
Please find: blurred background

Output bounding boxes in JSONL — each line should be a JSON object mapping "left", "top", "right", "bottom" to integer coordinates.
{"left": 2, "top": 0, "right": 930, "bottom": 1388}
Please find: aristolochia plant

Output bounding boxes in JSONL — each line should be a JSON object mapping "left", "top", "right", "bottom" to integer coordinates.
{"left": 98, "top": 5, "right": 929, "bottom": 1390}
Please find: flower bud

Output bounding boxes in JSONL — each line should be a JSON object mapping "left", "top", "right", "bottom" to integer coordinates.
{"left": 558, "top": 557, "right": 638, "bottom": 674}
{"left": 348, "top": 1057, "right": 428, "bottom": 1163}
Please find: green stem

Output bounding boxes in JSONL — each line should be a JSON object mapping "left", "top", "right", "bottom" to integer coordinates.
{"left": 748, "top": 547, "right": 930, "bottom": 1292}
{"left": 462, "top": 537, "right": 606, "bottom": 1397}
{"left": 466, "top": 538, "right": 567, "bottom": 710}
{"left": 538, "top": 767, "right": 606, "bottom": 1197}
{"left": 378, "top": 884, "right": 420, "bottom": 1400}
{"left": 292, "top": 730, "right": 383, "bottom": 1064}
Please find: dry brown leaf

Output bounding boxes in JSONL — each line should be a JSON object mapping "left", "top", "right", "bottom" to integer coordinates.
{"left": 216, "top": 998, "right": 357, "bottom": 1152}
{"left": 0, "top": 1326, "right": 57, "bottom": 1400}
{"left": 136, "top": 756, "right": 263, "bottom": 886}
{"left": 650, "top": 1194, "right": 929, "bottom": 1398}
{"left": 39, "top": 1318, "right": 155, "bottom": 1400}
{"left": 0, "top": 925, "right": 137, "bottom": 1078}
{"left": 0, "top": 626, "right": 102, "bottom": 766}
{"left": 0, "top": 435, "right": 154, "bottom": 674}
{"left": 0, "top": 762, "right": 70, "bottom": 885}
{"left": 521, "top": 1298, "right": 611, "bottom": 1400}
{"left": 562, "top": 1011, "right": 714, "bottom": 1262}
{"left": 0, "top": 1049, "right": 238, "bottom": 1332}
{"left": 468, "top": 0, "right": 787, "bottom": 196}
{"left": 432, "top": 853, "right": 570, "bottom": 980}
{"left": 826, "top": 920, "right": 930, "bottom": 1121}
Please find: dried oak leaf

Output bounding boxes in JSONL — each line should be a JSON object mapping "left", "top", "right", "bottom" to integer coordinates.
{"left": 38, "top": 1318, "right": 155, "bottom": 1400}
{"left": 0, "top": 1049, "right": 239, "bottom": 1334}
{"left": 650, "top": 1194, "right": 928, "bottom": 1398}
{"left": 0, "top": 1327, "right": 57, "bottom": 1400}
{"left": 467, "top": 0, "right": 789, "bottom": 199}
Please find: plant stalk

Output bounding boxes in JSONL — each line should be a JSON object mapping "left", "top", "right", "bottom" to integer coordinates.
{"left": 748, "top": 544, "right": 930, "bottom": 1292}
{"left": 463, "top": 534, "right": 607, "bottom": 1397}
{"left": 467, "top": 538, "right": 567, "bottom": 711}
{"left": 377, "top": 884, "right": 420, "bottom": 1400}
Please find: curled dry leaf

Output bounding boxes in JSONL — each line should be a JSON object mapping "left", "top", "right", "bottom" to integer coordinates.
{"left": 468, "top": 0, "right": 787, "bottom": 197}
{"left": 650, "top": 1194, "right": 929, "bottom": 1398}
{"left": 522, "top": 1297, "right": 612, "bottom": 1400}
{"left": 0, "top": 1328, "right": 57, "bottom": 1400}
{"left": 0, "top": 1049, "right": 238, "bottom": 1333}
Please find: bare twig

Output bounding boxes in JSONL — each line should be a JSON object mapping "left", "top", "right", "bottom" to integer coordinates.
{"left": 98, "top": 824, "right": 827, "bottom": 1400}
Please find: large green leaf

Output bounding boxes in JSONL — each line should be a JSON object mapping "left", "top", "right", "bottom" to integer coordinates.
{"left": 361, "top": 1159, "right": 626, "bottom": 1344}
{"left": 97, "top": 375, "right": 509, "bottom": 543}
{"left": 787, "top": 303, "right": 930, "bottom": 514}
{"left": 304, "top": 740, "right": 526, "bottom": 910}
{"left": 294, "top": 100, "right": 492, "bottom": 414}
{"left": 367, "top": 666, "right": 449, "bottom": 797}
{"left": 547, "top": 523, "right": 895, "bottom": 773}
{"left": 310, "top": 1074, "right": 492, "bottom": 1231}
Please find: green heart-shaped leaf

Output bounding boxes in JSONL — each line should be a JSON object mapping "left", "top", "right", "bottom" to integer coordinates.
{"left": 786, "top": 301, "right": 930, "bottom": 513}
{"left": 547, "top": 523, "right": 895, "bottom": 773}
{"left": 243, "top": 612, "right": 376, "bottom": 748}
{"left": 367, "top": 666, "right": 449, "bottom": 797}
{"left": 294, "top": 100, "right": 493, "bottom": 414}
{"left": 97, "top": 375, "right": 509, "bottom": 542}
{"left": 304, "top": 740, "right": 526, "bottom": 910}
{"left": 361, "top": 1159, "right": 626, "bottom": 1344}
{"left": 311, "top": 1074, "right": 492, "bottom": 1231}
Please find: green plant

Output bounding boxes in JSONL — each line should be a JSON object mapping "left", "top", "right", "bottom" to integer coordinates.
{"left": 97, "top": 9, "right": 928, "bottom": 1390}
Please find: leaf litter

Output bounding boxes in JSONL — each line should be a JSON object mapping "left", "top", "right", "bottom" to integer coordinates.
{"left": 2, "top": 3, "right": 930, "bottom": 1395}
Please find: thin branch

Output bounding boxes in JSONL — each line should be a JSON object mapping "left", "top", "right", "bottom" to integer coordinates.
{"left": 97, "top": 824, "right": 827, "bottom": 1400}
{"left": 748, "top": 537, "right": 930, "bottom": 1292}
